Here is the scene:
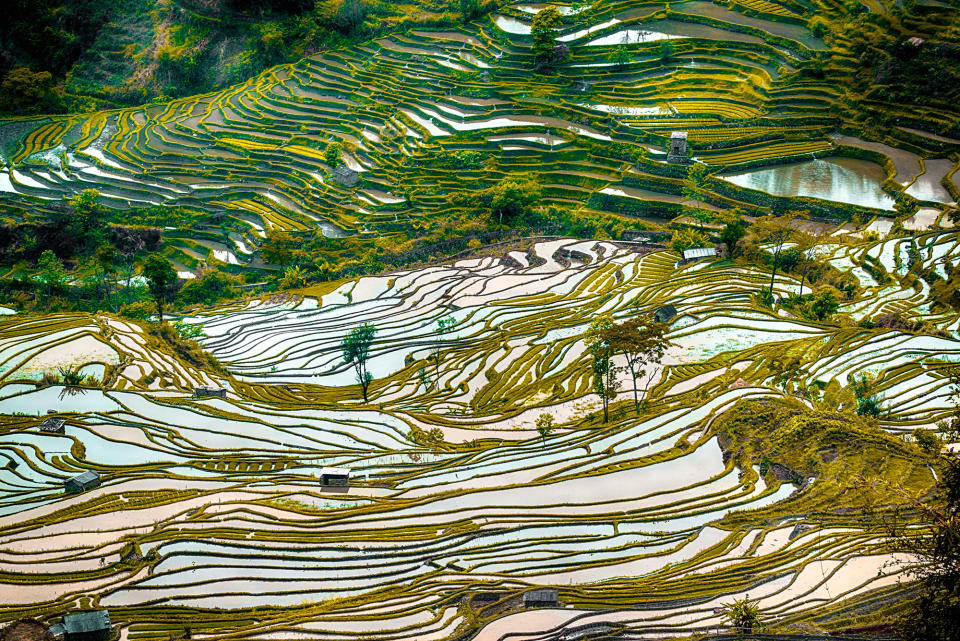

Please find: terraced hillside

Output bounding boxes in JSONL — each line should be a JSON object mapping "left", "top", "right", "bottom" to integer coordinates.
{"left": 1, "top": 0, "right": 959, "bottom": 271}
{"left": 1, "top": 0, "right": 960, "bottom": 638}
{"left": 0, "top": 232, "right": 958, "bottom": 637}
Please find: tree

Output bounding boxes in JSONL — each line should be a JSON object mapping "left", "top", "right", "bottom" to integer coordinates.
{"left": 751, "top": 213, "right": 797, "bottom": 303}
{"left": 460, "top": 0, "right": 482, "bottom": 21}
{"left": 849, "top": 373, "right": 883, "bottom": 417}
{"left": 584, "top": 315, "right": 620, "bottom": 422}
{"left": 141, "top": 255, "right": 178, "bottom": 323}
{"left": 891, "top": 456, "right": 960, "bottom": 640}
{"left": 341, "top": 323, "right": 376, "bottom": 401}
{"left": 0, "top": 67, "right": 60, "bottom": 114}
{"left": 613, "top": 43, "right": 630, "bottom": 69}
{"left": 669, "top": 227, "right": 708, "bottom": 254}
{"left": 432, "top": 316, "right": 456, "bottom": 387}
{"left": 280, "top": 265, "right": 307, "bottom": 289}
{"left": 604, "top": 318, "right": 670, "bottom": 415}
{"left": 659, "top": 39, "right": 675, "bottom": 61}
{"left": 531, "top": 7, "right": 563, "bottom": 64}
{"left": 535, "top": 413, "right": 554, "bottom": 441}
{"left": 682, "top": 162, "right": 710, "bottom": 227}
{"left": 94, "top": 243, "right": 120, "bottom": 309}
{"left": 488, "top": 175, "right": 541, "bottom": 225}
{"left": 324, "top": 141, "right": 342, "bottom": 166}
{"left": 808, "top": 285, "right": 840, "bottom": 321}
{"left": 262, "top": 228, "right": 295, "bottom": 267}
{"left": 723, "top": 597, "right": 764, "bottom": 633}
{"left": 37, "top": 250, "right": 66, "bottom": 304}
{"left": 720, "top": 219, "right": 746, "bottom": 257}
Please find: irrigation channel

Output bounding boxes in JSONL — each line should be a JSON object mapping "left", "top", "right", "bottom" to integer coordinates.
{"left": 0, "top": 234, "right": 957, "bottom": 637}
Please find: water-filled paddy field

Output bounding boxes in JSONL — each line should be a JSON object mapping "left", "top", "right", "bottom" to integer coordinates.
{"left": 0, "top": 234, "right": 956, "bottom": 638}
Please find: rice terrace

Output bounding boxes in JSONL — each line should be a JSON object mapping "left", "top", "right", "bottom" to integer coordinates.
{"left": 0, "top": 0, "right": 958, "bottom": 638}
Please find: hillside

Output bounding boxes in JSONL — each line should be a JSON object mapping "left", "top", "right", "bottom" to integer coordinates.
{"left": 0, "top": 0, "right": 960, "bottom": 639}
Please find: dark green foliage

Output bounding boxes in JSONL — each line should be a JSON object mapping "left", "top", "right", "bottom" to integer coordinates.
{"left": 341, "top": 323, "right": 376, "bottom": 401}
{"left": 487, "top": 175, "right": 542, "bottom": 226}
{"left": 894, "top": 456, "right": 960, "bottom": 641}
{"left": 720, "top": 220, "right": 746, "bottom": 257}
{"left": 141, "top": 255, "right": 179, "bottom": 323}
{"left": 850, "top": 373, "right": 883, "bottom": 417}
{"left": 177, "top": 271, "right": 240, "bottom": 307}
{"left": 531, "top": 7, "right": 562, "bottom": 64}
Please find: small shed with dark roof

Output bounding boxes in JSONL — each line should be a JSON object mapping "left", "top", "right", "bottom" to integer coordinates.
{"left": 39, "top": 418, "right": 66, "bottom": 434}
{"left": 333, "top": 165, "right": 359, "bottom": 187}
{"left": 62, "top": 611, "right": 111, "bottom": 641}
{"left": 320, "top": 467, "right": 350, "bottom": 486}
{"left": 523, "top": 589, "right": 559, "bottom": 608}
{"left": 653, "top": 304, "right": 677, "bottom": 324}
{"left": 193, "top": 386, "right": 226, "bottom": 399}
{"left": 64, "top": 471, "right": 101, "bottom": 494}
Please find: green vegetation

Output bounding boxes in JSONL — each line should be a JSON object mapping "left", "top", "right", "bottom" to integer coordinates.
{"left": 341, "top": 322, "right": 376, "bottom": 401}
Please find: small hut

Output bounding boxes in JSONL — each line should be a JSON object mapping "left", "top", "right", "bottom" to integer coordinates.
{"left": 62, "top": 611, "right": 111, "bottom": 641}
{"left": 667, "top": 132, "right": 688, "bottom": 163}
{"left": 523, "top": 589, "right": 559, "bottom": 608}
{"left": 653, "top": 304, "right": 677, "bottom": 324}
{"left": 193, "top": 386, "right": 226, "bottom": 399}
{"left": 320, "top": 467, "right": 350, "bottom": 486}
{"left": 39, "top": 418, "right": 66, "bottom": 434}
{"left": 64, "top": 471, "right": 101, "bottom": 494}
{"left": 332, "top": 165, "right": 359, "bottom": 188}
{"left": 681, "top": 247, "right": 716, "bottom": 264}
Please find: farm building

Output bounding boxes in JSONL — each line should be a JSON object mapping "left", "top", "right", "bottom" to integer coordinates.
{"left": 320, "top": 467, "right": 350, "bottom": 486}
{"left": 333, "top": 165, "right": 359, "bottom": 187}
{"left": 653, "top": 304, "right": 677, "bottom": 324}
{"left": 39, "top": 418, "right": 66, "bottom": 433}
{"left": 523, "top": 589, "right": 559, "bottom": 608}
{"left": 64, "top": 471, "right": 101, "bottom": 494}
{"left": 681, "top": 247, "right": 717, "bottom": 264}
{"left": 62, "top": 611, "right": 111, "bottom": 641}
{"left": 193, "top": 386, "right": 226, "bottom": 399}
{"left": 667, "top": 132, "right": 688, "bottom": 163}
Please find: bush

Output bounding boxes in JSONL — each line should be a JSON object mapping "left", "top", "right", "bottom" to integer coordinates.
{"left": 119, "top": 301, "right": 155, "bottom": 321}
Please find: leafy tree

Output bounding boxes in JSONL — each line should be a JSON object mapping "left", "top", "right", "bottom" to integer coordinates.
{"left": 613, "top": 43, "right": 630, "bottom": 69}
{"left": 488, "top": 175, "right": 541, "bottom": 225}
{"left": 280, "top": 265, "right": 307, "bottom": 289}
{"left": 535, "top": 413, "right": 554, "bottom": 441}
{"left": 94, "top": 243, "right": 120, "bottom": 309}
{"left": 913, "top": 428, "right": 943, "bottom": 455}
{"left": 262, "top": 228, "right": 296, "bottom": 267}
{"left": 316, "top": 0, "right": 371, "bottom": 33}
{"left": 720, "top": 219, "right": 746, "bottom": 257}
{"left": 891, "top": 455, "right": 960, "bottom": 640}
{"left": 659, "top": 39, "right": 675, "bottom": 61}
{"left": 604, "top": 318, "right": 670, "bottom": 415}
{"left": 432, "top": 316, "right": 456, "bottom": 386}
{"left": 682, "top": 162, "right": 710, "bottom": 227}
{"left": 752, "top": 213, "right": 796, "bottom": 302}
{"left": 0, "top": 67, "right": 60, "bottom": 114}
{"left": 141, "top": 255, "right": 178, "bottom": 323}
{"left": 808, "top": 285, "right": 840, "bottom": 321}
{"left": 178, "top": 270, "right": 240, "bottom": 307}
{"left": 531, "top": 7, "right": 563, "bottom": 64}
{"left": 37, "top": 250, "right": 66, "bottom": 304}
{"left": 849, "top": 372, "right": 883, "bottom": 417}
{"left": 460, "top": 0, "right": 482, "bottom": 21}
{"left": 324, "top": 141, "right": 342, "bottom": 166}
{"left": 584, "top": 315, "right": 620, "bottom": 423}
{"left": 669, "top": 227, "right": 708, "bottom": 254}
{"left": 341, "top": 323, "right": 376, "bottom": 401}
{"left": 723, "top": 597, "right": 764, "bottom": 632}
